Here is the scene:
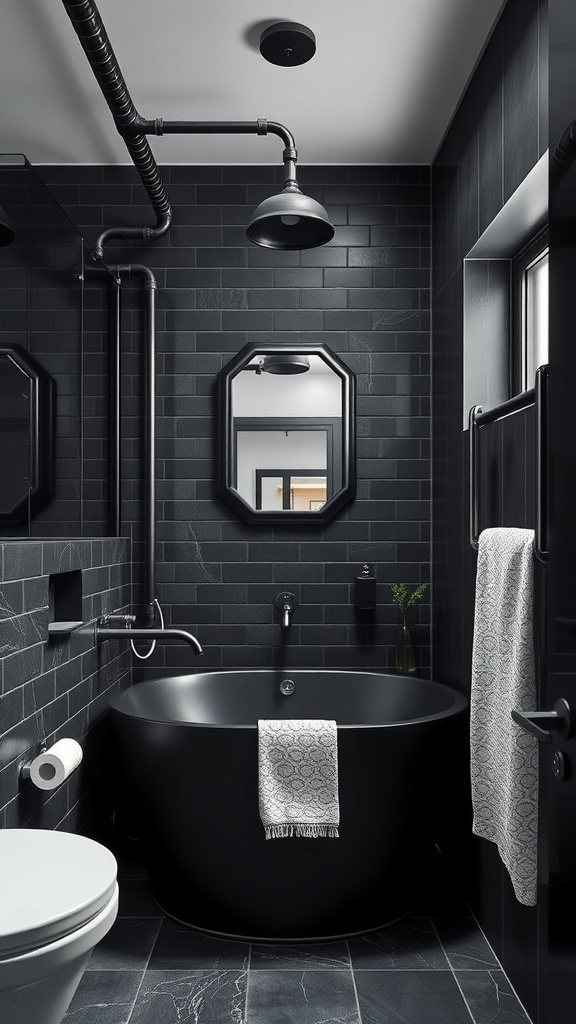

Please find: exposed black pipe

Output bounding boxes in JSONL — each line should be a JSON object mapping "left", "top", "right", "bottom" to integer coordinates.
{"left": 147, "top": 118, "right": 299, "bottom": 186}
{"left": 60, "top": 0, "right": 313, "bottom": 248}
{"left": 109, "top": 275, "right": 121, "bottom": 535}
{"left": 60, "top": 0, "right": 172, "bottom": 256}
{"left": 117, "top": 263, "right": 157, "bottom": 627}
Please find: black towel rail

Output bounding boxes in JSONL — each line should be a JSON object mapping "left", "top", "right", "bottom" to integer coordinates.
{"left": 469, "top": 363, "right": 548, "bottom": 562}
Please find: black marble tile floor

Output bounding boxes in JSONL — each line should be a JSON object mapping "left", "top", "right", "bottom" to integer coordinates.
{"left": 66, "top": 859, "right": 532, "bottom": 1024}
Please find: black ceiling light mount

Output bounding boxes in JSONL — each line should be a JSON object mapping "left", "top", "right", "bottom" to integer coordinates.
{"left": 259, "top": 22, "right": 316, "bottom": 67}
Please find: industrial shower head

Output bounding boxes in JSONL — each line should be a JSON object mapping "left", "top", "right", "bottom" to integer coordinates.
{"left": 246, "top": 183, "right": 334, "bottom": 250}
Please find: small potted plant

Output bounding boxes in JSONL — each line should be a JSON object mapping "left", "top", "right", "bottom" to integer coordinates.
{"left": 389, "top": 583, "right": 428, "bottom": 674}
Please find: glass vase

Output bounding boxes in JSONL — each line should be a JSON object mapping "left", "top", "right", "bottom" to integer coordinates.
{"left": 395, "top": 621, "right": 417, "bottom": 674}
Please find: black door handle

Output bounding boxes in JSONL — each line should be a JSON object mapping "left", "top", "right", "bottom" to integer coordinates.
{"left": 511, "top": 698, "right": 572, "bottom": 743}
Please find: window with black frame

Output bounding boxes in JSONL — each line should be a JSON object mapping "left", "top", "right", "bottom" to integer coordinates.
{"left": 513, "top": 229, "right": 549, "bottom": 395}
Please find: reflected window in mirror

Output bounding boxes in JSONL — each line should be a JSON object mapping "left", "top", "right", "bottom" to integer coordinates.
{"left": 218, "top": 343, "right": 355, "bottom": 523}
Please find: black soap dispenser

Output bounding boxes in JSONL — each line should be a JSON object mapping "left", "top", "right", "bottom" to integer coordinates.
{"left": 354, "top": 564, "right": 376, "bottom": 611}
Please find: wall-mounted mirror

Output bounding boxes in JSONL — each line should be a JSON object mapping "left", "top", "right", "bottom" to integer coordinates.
{"left": 0, "top": 344, "right": 55, "bottom": 525}
{"left": 217, "top": 343, "right": 356, "bottom": 523}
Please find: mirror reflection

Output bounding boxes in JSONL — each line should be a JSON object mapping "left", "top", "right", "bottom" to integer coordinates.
{"left": 233, "top": 354, "right": 342, "bottom": 512}
{"left": 0, "top": 353, "right": 30, "bottom": 522}
{"left": 0, "top": 344, "right": 55, "bottom": 526}
{"left": 218, "top": 343, "right": 356, "bottom": 524}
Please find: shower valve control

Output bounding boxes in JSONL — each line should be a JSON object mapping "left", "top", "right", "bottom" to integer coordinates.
{"left": 280, "top": 679, "right": 296, "bottom": 696}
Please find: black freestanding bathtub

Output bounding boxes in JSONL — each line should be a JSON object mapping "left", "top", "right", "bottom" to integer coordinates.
{"left": 110, "top": 670, "right": 467, "bottom": 941}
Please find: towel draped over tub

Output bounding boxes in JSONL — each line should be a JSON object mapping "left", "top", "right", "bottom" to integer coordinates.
{"left": 258, "top": 719, "right": 340, "bottom": 839}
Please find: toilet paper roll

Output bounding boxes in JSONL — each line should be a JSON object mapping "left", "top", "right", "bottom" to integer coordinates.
{"left": 29, "top": 738, "right": 83, "bottom": 791}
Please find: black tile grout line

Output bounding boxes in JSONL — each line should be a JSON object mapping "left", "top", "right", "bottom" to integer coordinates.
{"left": 430, "top": 919, "right": 477, "bottom": 1024}
{"left": 347, "top": 941, "right": 364, "bottom": 1024}
{"left": 243, "top": 942, "right": 252, "bottom": 1024}
{"left": 124, "top": 916, "right": 163, "bottom": 1024}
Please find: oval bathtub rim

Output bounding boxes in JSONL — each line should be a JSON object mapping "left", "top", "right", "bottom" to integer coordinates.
{"left": 109, "top": 669, "right": 468, "bottom": 731}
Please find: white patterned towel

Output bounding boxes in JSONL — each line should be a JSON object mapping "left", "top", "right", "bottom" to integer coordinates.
{"left": 470, "top": 528, "right": 539, "bottom": 906}
{"left": 258, "top": 719, "right": 339, "bottom": 839}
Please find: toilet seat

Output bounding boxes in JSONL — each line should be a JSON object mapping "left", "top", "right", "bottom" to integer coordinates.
{"left": 0, "top": 830, "right": 117, "bottom": 959}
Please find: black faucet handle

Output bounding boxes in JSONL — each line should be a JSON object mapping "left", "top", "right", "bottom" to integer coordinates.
{"left": 274, "top": 592, "right": 298, "bottom": 627}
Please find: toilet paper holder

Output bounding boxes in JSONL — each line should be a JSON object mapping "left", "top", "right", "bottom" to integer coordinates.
{"left": 20, "top": 738, "right": 83, "bottom": 790}
{"left": 20, "top": 744, "right": 47, "bottom": 780}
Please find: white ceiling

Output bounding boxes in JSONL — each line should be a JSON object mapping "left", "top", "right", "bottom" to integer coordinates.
{"left": 0, "top": 0, "right": 505, "bottom": 166}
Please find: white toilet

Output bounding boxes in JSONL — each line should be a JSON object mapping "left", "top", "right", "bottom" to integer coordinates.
{"left": 0, "top": 829, "right": 118, "bottom": 1024}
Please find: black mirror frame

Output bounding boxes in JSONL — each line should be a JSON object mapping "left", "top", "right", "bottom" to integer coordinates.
{"left": 0, "top": 343, "right": 56, "bottom": 525}
{"left": 217, "top": 342, "right": 356, "bottom": 524}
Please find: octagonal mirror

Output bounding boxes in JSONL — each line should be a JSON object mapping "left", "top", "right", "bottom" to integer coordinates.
{"left": 217, "top": 342, "right": 356, "bottom": 523}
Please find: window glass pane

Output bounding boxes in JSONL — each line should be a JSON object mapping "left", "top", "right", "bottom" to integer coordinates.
{"left": 526, "top": 250, "right": 548, "bottom": 387}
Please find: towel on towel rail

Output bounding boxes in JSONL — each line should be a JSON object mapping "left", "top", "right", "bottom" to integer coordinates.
{"left": 470, "top": 527, "right": 540, "bottom": 906}
{"left": 258, "top": 719, "right": 339, "bottom": 839}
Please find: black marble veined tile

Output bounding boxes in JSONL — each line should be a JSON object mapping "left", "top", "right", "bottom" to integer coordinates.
{"left": 246, "top": 969, "right": 360, "bottom": 1024}
{"left": 129, "top": 970, "right": 247, "bottom": 1024}
{"left": 354, "top": 969, "right": 472, "bottom": 1024}
{"left": 250, "top": 940, "right": 350, "bottom": 970}
{"left": 433, "top": 917, "right": 500, "bottom": 971}
{"left": 87, "top": 918, "right": 162, "bottom": 971}
{"left": 148, "top": 918, "right": 249, "bottom": 970}
{"left": 63, "top": 970, "right": 142, "bottom": 1023}
{"left": 348, "top": 917, "right": 450, "bottom": 970}
{"left": 455, "top": 970, "right": 531, "bottom": 1022}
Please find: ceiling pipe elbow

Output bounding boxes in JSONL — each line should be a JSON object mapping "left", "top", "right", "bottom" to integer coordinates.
{"left": 94, "top": 210, "right": 172, "bottom": 259}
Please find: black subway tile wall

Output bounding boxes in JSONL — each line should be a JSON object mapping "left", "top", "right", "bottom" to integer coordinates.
{"left": 43, "top": 164, "right": 432, "bottom": 674}
{"left": 0, "top": 539, "right": 132, "bottom": 831}
{"left": 431, "top": 0, "right": 547, "bottom": 1017}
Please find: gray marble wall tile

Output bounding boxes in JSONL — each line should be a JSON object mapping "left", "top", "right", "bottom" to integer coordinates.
{"left": 0, "top": 538, "right": 132, "bottom": 829}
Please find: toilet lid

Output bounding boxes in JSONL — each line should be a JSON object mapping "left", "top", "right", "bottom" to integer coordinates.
{"left": 0, "top": 830, "right": 117, "bottom": 958}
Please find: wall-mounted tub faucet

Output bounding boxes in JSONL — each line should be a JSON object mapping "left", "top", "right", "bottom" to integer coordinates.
{"left": 95, "top": 617, "right": 203, "bottom": 655}
{"left": 274, "top": 592, "right": 298, "bottom": 628}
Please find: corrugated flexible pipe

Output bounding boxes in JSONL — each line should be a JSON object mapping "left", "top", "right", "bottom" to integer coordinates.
{"left": 60, "top": 0, "right": 172, "bottom": 256}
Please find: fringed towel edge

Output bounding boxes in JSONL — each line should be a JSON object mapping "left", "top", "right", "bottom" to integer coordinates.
{"left": 264, "top": 824, "right": 339, "bottom": 840}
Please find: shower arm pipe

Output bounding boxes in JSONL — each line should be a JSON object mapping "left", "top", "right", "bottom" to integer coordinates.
{"left": 142, "top": 119, "right": 299, "bottom": 186}
{"left": 116, "top": 262, "right": 157, "bottom": 627}
{"left": 61, "top": 0, "right": 172, "bottom": 257}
